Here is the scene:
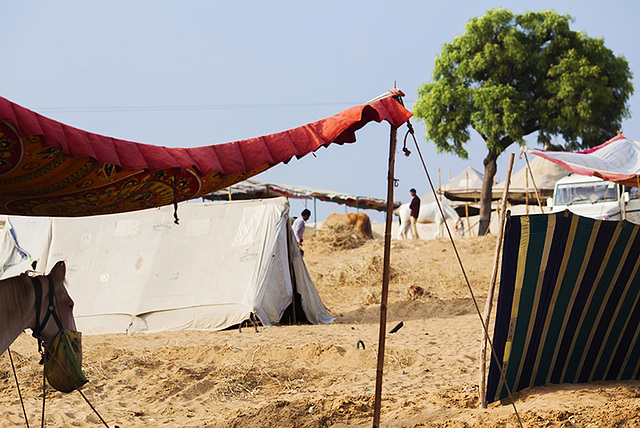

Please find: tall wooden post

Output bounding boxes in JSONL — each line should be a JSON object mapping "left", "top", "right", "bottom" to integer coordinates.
{"left": 479, "top": 153, "right": 515, "bottom": 408}
{"left": 372, "top": 124, "right": 398, "bottom": 427}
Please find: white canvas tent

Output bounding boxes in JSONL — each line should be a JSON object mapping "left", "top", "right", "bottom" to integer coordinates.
{"left": 439, "top": 166, "right": 485, "bottom": 202}
{"left": 0, "top": 216, "right": 50, "bottom": 278}
{"left": 420, "top": 166, "right": 484, "bottom": 217}
{"left": 492, "top": 155, "right": 570, "bottom": 203}
{"left": 29, "top": 197, "right": 333, "bottom": 335}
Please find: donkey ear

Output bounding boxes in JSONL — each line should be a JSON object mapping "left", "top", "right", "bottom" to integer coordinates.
{"left": 48, "top": 260, "right": 66, "bottom": 282}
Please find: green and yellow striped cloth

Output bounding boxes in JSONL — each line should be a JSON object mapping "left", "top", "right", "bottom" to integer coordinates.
{"left": 487, "top": 210, "right": 640, "bottom": 403}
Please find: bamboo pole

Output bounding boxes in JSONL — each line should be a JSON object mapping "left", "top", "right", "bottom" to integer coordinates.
{"left": 372, "top": 124, "right": 398, "bottom": 428}
{"left": 479, "top": 152, "right": 515, "bottom": 408}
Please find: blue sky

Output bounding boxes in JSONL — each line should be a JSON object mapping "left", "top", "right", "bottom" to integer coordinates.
{"left": 4, "top": 1, "right": 640, "bottom": 222}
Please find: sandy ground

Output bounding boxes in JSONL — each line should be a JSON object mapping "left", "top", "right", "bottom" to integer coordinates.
{"left": 2, "top": 228, "right": 640, "bottom": 427}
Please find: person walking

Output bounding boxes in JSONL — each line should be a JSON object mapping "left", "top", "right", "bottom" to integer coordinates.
{"left": 409, "top": 188, "right": 420, "bottom": 239}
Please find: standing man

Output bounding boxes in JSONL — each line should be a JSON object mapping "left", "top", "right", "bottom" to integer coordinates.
{"left": 292, "top": 208, "right": 311, "bottom": 256}
{"left": 409, "top": 188, "right": 420, "bottom": 239}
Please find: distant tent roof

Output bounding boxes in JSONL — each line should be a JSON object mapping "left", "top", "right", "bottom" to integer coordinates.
{"left": 530, "top": 134, "right": 640, "bottom": 187}
{"left": 0, "top": 91, "right": 411, "bottom": 217}
{"left": 443, "top": 157, "right": 570, "bottom": 205}
{"left": 487, "top": 211, "right": 640, "bottom": 403}
{"left": 440, "top": 166, "right": 484, "bottom": 202}
{"left": 491, "top": 154, "right": 571, "bottom": 204}
{"left": 204, "top": 179, "right": 399, "bottom": 212}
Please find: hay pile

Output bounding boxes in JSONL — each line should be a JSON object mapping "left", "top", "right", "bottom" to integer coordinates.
{"left": 313, "top": 254, "right": 397, "bottom": 305}
{"left": 312, "top": 223, "right": 367, "bottom": 250}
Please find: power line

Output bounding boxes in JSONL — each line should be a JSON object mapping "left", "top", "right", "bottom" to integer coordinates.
{"left": 35, "top": 102, "right": 355, "bottom": 114}
{"left": 34, "top": 99, "right": 417, "bottom": 114}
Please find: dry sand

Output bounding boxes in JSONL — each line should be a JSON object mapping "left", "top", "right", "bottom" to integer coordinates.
{"left": 2, "top": 230, "right": 640, "bottom": 427}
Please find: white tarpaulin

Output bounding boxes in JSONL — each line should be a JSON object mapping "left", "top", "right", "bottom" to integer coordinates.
{"left": 530, "top": 134, "right": 640, "bottom": 187}
{"left": 42, "top": 197, "right": 334, "bottom": 335}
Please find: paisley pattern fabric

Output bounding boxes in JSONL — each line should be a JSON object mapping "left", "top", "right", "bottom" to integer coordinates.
{"left": 0, "top": 92, "right": 411, "bottom": 217}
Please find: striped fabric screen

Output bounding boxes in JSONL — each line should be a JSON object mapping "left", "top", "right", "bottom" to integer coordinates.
{"left": 487, "top": 210, "right": 640, "bottom": 403}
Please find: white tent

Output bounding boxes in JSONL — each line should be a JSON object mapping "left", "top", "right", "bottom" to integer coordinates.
{"left": 37, "top": 197, "right": 333, "bottom": 335}
{"left": 439, "top": 166, "right": 484, "bottom": 201}
{"left": 492, "top": 154, "right": 570, "bottom": 203}
{"left": 420, "top": 166, "right": 484, "bottom": 216}
{"left": 0, "top": 216, "right": 50, "bottom": 278}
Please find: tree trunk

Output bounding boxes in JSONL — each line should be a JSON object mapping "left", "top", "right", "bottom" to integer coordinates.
{"left": 478, "top": 149, "right": 498, "bottom": 236}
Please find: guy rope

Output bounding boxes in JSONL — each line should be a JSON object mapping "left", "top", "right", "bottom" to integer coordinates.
{"left": 371, "top": 109, "right": 525, "bottom": 427}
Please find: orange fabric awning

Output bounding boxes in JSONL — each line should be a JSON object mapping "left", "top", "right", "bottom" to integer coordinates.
{"left": 0, "top": 91, "right": 411, "bottom": 217}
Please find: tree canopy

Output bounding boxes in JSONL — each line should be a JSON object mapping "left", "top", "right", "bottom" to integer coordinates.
{"left": 413, "top": 7, "right": 633, "bottom": 234}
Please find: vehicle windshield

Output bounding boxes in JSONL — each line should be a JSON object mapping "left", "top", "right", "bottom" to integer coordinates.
{"left": 555, "top": 181, "right": 618, "bottom": 206}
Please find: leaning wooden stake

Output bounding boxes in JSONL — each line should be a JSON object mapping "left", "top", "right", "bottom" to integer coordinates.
{"left": 479, "top": 152, "right": 515, "bottom": 408}
{"left": 523, "top": 151, "right": 545, "bottom": 213}
{"left": 372, "top": 124, "right": 398, "bottom": 427}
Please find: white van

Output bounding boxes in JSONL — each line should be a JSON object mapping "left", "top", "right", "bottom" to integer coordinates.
{"left": 547, "top": 174, "right": 640, "bottom": 224}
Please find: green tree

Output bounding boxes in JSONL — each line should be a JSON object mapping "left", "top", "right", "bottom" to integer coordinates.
{"left": 413, "top": 8, "right": 633, "bottom": 235}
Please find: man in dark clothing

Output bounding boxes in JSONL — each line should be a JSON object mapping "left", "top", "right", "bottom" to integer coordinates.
{"left": 409, "top": 188, "right": 420, "bottom": 239}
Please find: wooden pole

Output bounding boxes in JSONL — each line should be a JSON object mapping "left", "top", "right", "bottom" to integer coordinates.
{"left": 372, "top": 124, "right": 398, "bottom": 428}
{"left": 525, "top": 164, "right": 530, "bottom": 215}
{"left": 479, "top": 152, "right": 515, "bottom": 408}
{"left": 465, "top": 172, "right": 470, "bottom": 237}
{"left": 523, "top": 152, "right": 545, "bottom": 213}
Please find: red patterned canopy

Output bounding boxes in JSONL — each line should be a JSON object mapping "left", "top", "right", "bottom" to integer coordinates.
{"left": 0, "top": 91, "right": 411, "bottom": 217}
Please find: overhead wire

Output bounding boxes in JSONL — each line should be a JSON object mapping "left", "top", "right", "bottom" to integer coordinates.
{"left": 33, "top": 99, "right": 419, "bottom": 114}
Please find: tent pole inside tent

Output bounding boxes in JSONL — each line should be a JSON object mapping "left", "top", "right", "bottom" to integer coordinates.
{"left": 479, "top": 152, "right": 515, "bottom": 408}
{"left": 372, "top": 124, "right": 398, "bottom": 428}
